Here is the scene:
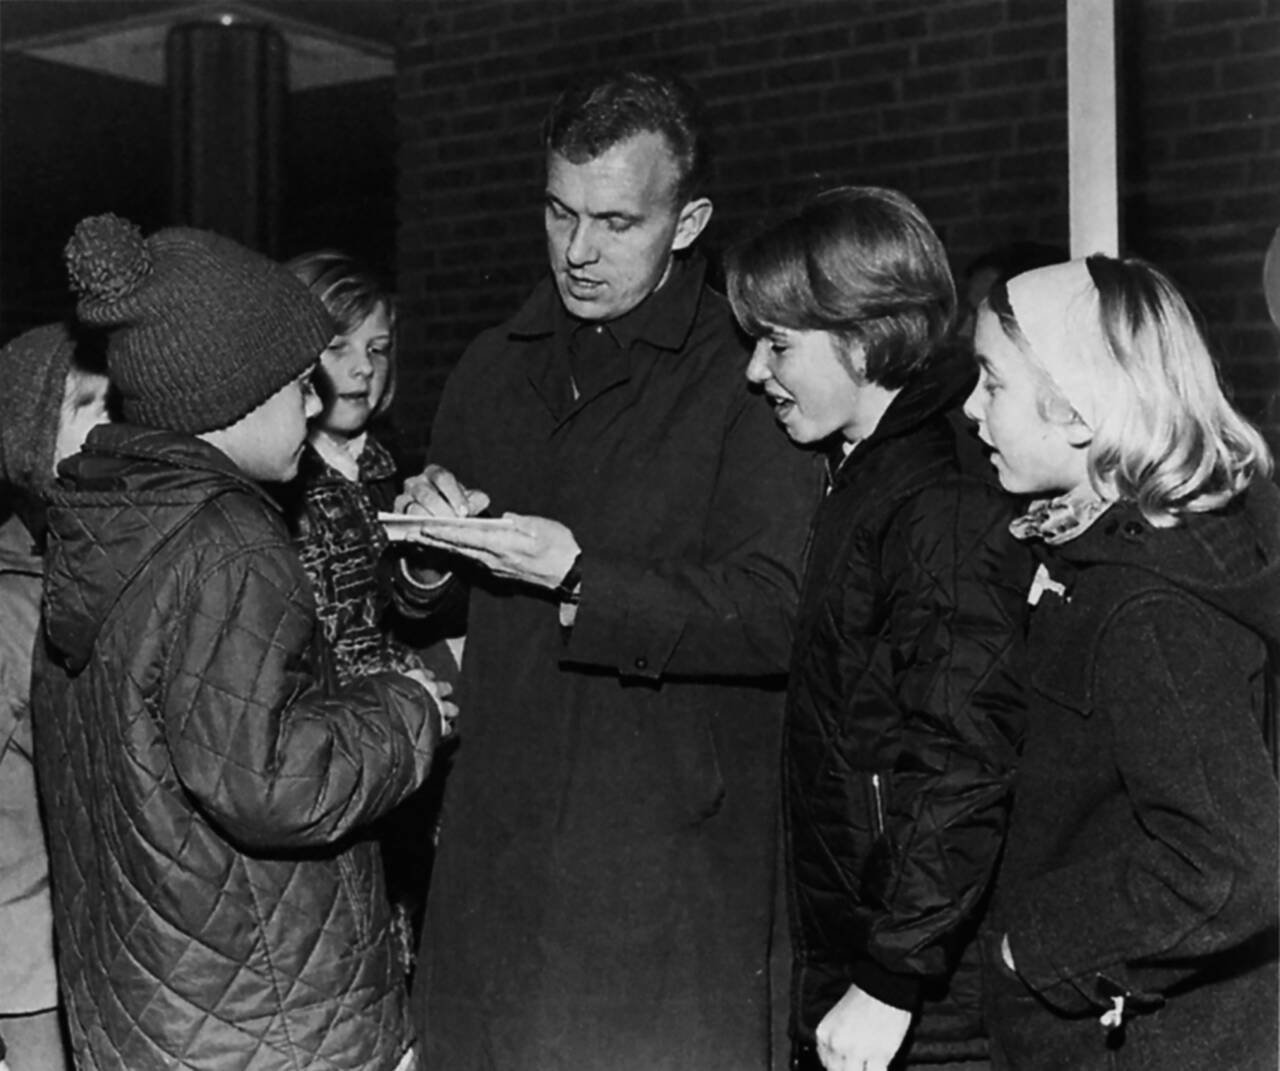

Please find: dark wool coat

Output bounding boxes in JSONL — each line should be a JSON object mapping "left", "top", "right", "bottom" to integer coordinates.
{"left": 985, "top": 485, "right": 1280, "bottom": 1071}
{"left": 32, "top": 425, "right": 440, "bottom": 1071}
{"left": 412, "top": 256, "right": 823, "bottom": 1071}
{"left": 783, "top": 356, "right": 1033, "bottom": 1068}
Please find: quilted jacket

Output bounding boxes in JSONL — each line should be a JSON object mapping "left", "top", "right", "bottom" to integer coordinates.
{"left": 785, "top": 353, "right": 1032, "bottom": 1064}
{"left": 31, "top": 424, "right": 440, "bottom": 1071}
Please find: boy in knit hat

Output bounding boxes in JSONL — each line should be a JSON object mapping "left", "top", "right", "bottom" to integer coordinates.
{"left": 0, "top": 321, "right": 109, "bottom": 1071}
{"left": 31, "top": 214, "right": 450, "bottom": 1071}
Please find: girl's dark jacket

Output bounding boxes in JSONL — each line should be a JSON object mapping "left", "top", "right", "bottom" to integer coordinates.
{"left": 985, "top": 483, "right": 1280, "bottom": 1071}
{"left": 31, "top": 424, "right": 440, "bottom": 1071}
{"left": 785, "top": 353, "right": 1033, "bottom": 1063}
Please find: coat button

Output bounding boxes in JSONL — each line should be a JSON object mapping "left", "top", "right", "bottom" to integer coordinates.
{"left": 634, "top": 656, "right": 648, "bottom": 670}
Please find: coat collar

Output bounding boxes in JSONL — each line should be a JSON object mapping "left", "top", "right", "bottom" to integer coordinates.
{"left": 0, "top": 511, "right": 40, "bottom": 576}
{"left": 828, "top": 348, "right": 977, "bottom": 489}
{"left": 509, "top": 252, "right": 708, "bottom": 352}
{"left": 1025, "top": 482, "right": 1280, "bottom": 716}
{"left": 60, "top": 423, "right": 283, "bottom": 515}
{"left": 514, "top": 253, "right": 709, "bottom": 418}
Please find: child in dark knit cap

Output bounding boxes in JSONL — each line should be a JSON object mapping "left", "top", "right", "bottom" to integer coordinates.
{"left": 31, "top": 214, "right": 451, "bottom": 1071}
{"left": 0, "top": 321, "right": 110, "bottom": 1071}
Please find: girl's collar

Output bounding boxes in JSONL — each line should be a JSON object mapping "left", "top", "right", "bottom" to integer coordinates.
{"left": 308, "top": 429, "right": 368, "bottom": 481}
{"left": 1010, "top": 485, "right": 1113, "bottom": 545}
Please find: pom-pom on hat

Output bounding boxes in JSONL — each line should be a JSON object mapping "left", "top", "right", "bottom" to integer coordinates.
{"left": 64, "top": 214, "right": 333, "bottom": 434}
{"left": 0, "top": 323, "right": 77, "bottom": 494}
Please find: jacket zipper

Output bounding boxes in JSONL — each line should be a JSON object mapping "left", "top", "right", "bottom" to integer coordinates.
{"left": 870, "top": 772, "right": 887, "bottom": 838}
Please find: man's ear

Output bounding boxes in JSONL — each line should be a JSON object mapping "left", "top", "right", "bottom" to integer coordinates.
{"left": 671, "top": 197, "right": 713, "bottom": 252}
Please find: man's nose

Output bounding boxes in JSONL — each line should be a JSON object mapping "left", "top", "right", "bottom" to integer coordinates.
{"left": 565, "top": 220, "right": 599, "bottom": 266}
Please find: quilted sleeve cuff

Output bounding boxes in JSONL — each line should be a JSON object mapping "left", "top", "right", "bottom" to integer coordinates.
{"left": 848, "top": 958, "right": 923, "bottom": 1013}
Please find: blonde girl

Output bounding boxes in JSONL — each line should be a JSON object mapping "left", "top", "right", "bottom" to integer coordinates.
{"left": 964, "top": 254, "right": 1279, "bottom": 1071}
{"left": 285, "top": 250, "right": 453, "bottom": 981}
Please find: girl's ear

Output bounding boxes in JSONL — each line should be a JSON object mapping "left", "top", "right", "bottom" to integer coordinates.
{"left": 1063, "top": 416, "right": 1093, "bottom": 448}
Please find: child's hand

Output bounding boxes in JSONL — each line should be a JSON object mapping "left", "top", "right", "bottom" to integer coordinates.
{"left": 402, "top": 668, "right": 459, "bottom": 735}
{"left": 397, "top": 464, "right": 490, "bottom": 519}
{"left": 814, "top": 983, "right": 912, "bottom": 1071}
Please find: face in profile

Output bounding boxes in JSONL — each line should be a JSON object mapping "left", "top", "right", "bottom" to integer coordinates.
{"left": 746, "top": 326, "right": 889, "bottom": 446}
{"left": 963, "top": 307, "right": 1088, "bottom": 497}
{"left": 208, "top": 368, "right": 322, "bottom": 482}
{"left": 54, "top": 369, "right": 112, "bottom": 470}
{"left": 544, "top": 130, "right": 709, "bottom": 323}
{"left": 315, "top": 302, "right": 391, "bottom": 440}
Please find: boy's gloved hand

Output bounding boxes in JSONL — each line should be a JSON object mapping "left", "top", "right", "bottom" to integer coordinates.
{"left": 402, "top": 667, "right": 458, "bottom": 736}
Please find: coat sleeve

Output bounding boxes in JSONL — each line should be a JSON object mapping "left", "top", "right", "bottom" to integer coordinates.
{"left": 561, "top": 385, "right": 821, "bottom": 679}
{"left": 854, "top": 478, "right": 1030, "bottom": 1008}
{"left": 428, "top": 331, "right": 822, "bottom": 680}
{"left": 162, "top": 537, "right": 440, "bottom": 851}
{"left": 0, "top": 571, "right": 41, "bottom": 761}
{"left": 1005, "top": 592, "right": 1280, "bottom": 1014}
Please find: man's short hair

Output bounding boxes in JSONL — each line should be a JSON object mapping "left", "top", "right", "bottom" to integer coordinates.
{"left": 726, "top": 186, "right": 957, "bottom": 390}
{"left": 543, "top": 69, "right": 709, "bottom": 205}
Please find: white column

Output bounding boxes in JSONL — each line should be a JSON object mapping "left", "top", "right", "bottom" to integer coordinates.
{"left": 1066, "top": 0, "right": 1119, "bottom": 257}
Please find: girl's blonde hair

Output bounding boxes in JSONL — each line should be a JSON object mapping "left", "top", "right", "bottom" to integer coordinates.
{"left": 284, "top": 249, "right": 398, "bottom": 419}
{"left": 993, "top": 254, "right": 1272, "bottom": 524}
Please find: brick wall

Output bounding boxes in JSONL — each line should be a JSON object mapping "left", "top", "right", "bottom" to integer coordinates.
{"left": 395, "top": 0, "right": 1280, "bottom": 462}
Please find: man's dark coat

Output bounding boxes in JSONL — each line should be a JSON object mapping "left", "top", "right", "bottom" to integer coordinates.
{"left": 413, "top": 256, "right": 821, "bottom": 1071}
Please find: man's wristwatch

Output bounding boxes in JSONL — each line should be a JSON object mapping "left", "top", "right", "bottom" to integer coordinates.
{"left": 554, "top": 552, "right": 583, "bottom": 604}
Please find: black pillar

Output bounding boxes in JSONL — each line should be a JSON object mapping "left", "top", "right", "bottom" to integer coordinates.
{"left": 166, "top": 21, "right": 285, "bottom": 254}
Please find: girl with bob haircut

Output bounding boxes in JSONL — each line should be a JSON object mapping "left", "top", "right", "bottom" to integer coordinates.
{"left": 965, "top": 254, "right": 1279, "bottom": 1070}
{"left": 727, "top": 185, "right": 1033, "bottom": 1071}
{"left": 727, "top": 184, "right": 955, "bottom": 392}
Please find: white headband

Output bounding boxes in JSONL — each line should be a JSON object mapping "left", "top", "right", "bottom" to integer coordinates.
{"left": 1006, "top": 258, "right": 1111, "bottom": 429}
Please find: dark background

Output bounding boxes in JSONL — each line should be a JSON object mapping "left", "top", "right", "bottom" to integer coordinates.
{"left": 1, "top": 0, "right": 401, "bottom": 327}
{"left": 3, "top": 0, "right": 1278, "bottom": 463}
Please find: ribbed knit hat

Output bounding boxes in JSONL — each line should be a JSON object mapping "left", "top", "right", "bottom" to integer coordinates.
{"left": 64, "top": 214, "right": 334, "bottom": 434}
{"left": 0, "top": 323, "right": 77, "bottom": 494}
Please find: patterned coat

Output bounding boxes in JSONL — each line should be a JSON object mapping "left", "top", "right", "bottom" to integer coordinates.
{"left": 292, "top": 436, "right": 426, "bottom": 686}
